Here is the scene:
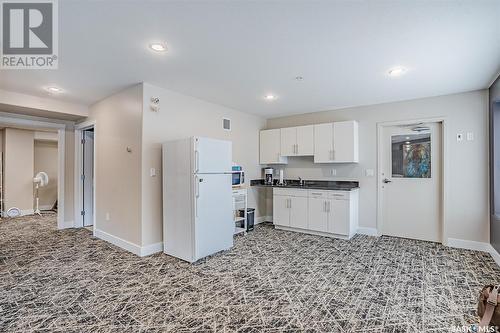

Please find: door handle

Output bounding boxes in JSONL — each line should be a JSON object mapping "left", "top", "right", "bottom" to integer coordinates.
{"left": 382, "top": 178, "right": 392, "bottom": 184}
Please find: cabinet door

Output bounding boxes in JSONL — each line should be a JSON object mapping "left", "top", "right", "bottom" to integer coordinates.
{"left": 296, "top": 125, "right": 314, "bottom": 156}
{"left": 280, "top": 127, "right": 297, "bottom": 156}
{"left": 333, "top": 121, "right": 358, "bottom": 162}
{"left": 289, "top": 196, "right": 308, "bottom": 230}
{"left": 273, "top": 195, "right": 290, "bottom": 227}
{"left": 314, "top": 123, "right": 334, "bottom": 163}
{"left": 329, "top": 199, "right": 350, "bottom": 235}
{"left": 260, "top": 129, "right": 284, "bottom": 164}
{"left": 308, "top": 197, "right": 328, "bottom": 232}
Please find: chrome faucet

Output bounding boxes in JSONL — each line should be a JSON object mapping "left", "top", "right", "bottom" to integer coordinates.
{"left": 298, "top": 177, "right": 304, "bottom": 186}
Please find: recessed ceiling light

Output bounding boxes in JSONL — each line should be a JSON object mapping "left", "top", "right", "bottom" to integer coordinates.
{"left": 45, "top": 86, "right": 63, "bottom": 94}
{"left": 264, "top": 94, "right": 277, "bottom": 101}
{"left": 149, "top": 42, "right": 167, "bottom": 52}
{"left": 388, "top": 66, "right": 407, "bottom": 77}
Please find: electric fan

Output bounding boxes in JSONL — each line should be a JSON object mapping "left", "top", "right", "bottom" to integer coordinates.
{"left": 33, "top": 172, "right": 49, "bottom": 215}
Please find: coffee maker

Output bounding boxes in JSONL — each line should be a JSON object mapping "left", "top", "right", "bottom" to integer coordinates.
{"left": 264, "top": 168, "right": 274, "bottom": 185}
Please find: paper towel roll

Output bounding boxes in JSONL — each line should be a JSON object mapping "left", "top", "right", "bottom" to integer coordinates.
{"left": 279, "top": 169, "right": 284, "bottom": 184}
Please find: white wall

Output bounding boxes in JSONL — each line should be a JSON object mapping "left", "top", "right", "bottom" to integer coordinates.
{"left": 3, "top": 128, "right": 34, "bottom": 214}
{"left": 87, "top": 85, "right": 143, "bottom": 246}
{"left": 141, "top": 83, "right": 267, "bottom": 247}
{"left": 34, "top": 140, "right": 58, "bottom": 208}
{"left": 266, "top": 90, "right": 489, "bottom": 243}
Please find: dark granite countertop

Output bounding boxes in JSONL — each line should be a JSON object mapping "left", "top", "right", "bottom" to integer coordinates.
{"left": 250, "top": 179, "right": 359, "bottom": 191}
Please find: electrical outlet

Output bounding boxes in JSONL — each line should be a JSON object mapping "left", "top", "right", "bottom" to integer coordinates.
{"left": 105, "top": 213, "right": 110, "bottom": 221}
{"left": 456, "top": 133, "right": 463, "bottom": 142}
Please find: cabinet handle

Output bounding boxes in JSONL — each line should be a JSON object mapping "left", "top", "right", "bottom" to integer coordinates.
{"left": 289, "top": 198, "right": 292, "bottom": 209}
{"left": 328, "top": 201, "right": 331, "bottom": 212}
{"left": 296, "top": 144, "right": 299, "bottom": 154}
{"left": 323, "top": 201, "right": 327, "bottom": 212}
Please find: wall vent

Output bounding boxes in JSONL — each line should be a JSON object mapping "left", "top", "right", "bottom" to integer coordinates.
{"left": 223, "top": 118, "right": 231, "bottom": 131}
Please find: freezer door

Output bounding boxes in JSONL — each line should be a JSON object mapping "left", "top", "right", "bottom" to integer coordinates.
{"left": 193, "top": 137, "right": 232, "bottom": 174}
{"left": 194, "top": 173, "right": 233, "bottom": 260}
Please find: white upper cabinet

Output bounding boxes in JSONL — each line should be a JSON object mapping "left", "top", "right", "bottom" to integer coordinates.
{"left": 333, "top": 121, "right": 359, "bottom": 163}
{"left": 313, "top": 123, "right": 334, "bottom": 163}
{"left": 296, "top": 125, "right": 314, "bottom": 155}
{"left": 280, "top": 125, "right": 314, "bottom": 157}
{"left": 260, "top": 129, "right": 288, "bottom": 164}
{"left": 313, "top": 120, "right": 359, "bottom": 163}
{"left": 280, "top": 127, "right": 296, "bottom": 156}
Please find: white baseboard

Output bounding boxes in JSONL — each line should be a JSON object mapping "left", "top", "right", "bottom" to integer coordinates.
{"left": 20, "top": 209, "right": 34, "bottom": 216}
{"left": 357, "top": 227, "right": 379, "bottom": 236}
{"left": 447, "top": 238, "right": 492, "bottom": 252}
{"left": 61, "top": 220, "right": 74, "bottom": 229}
{"left": 39, "top": 205, "right": 55, "bottom": 211}
{"left": 256, "top": 215, "right": 272, "bottom": 224}
{"left": 140, "top": 242, "right": 163, "bottom": 257}
{"left": 94, "top": 228, "right": 142, "bottom": 256}
{"left": 448, "top": 238, "right": 500, "bottom": 268}
{"left": 487, "top": 245, "right": 500, "bottom": 267}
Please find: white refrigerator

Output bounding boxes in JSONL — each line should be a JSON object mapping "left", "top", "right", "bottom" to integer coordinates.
{"left": 162, "top": 136, "right": 234, "bottom": 263}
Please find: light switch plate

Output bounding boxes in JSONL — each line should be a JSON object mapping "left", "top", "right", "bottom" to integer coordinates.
{"left": 467, "top": 132, "right": 474, "bottom": 141}
{"left": 457, "top": 133, "right": 463, "bottom": 142}
{"left": 365, "top": 169, "right": 374, "bottom": 177}
{"left": 150, "top": 168, "right": 156, "bottom": 177}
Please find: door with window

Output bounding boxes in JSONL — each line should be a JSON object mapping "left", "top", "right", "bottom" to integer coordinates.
{"left": 380, "top": 122, "right": 442, "bottom": 242}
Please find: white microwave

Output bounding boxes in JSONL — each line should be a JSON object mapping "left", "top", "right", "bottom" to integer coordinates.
{"left": 232, "top": 165, "right": 245, "bottom": 186}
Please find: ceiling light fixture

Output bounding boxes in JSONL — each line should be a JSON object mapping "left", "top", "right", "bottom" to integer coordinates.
{"left": 264, "top": 94, "right": 277, "bottom": 101}
{"left": 149, "top": 42, "right": 167, "bottom": 52}
{"left": 388, "top": 66, "right": 407, "bottom": 77}
{"left": 45, "top": 86, "right": 63, "bottom": 94}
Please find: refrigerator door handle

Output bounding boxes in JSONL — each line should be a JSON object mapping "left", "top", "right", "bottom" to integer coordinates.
{"left": 195, "top": 176, "right": 200, "bottom": 217}
{"left": 195, "top": 150, "right": 200, "bottom": 173}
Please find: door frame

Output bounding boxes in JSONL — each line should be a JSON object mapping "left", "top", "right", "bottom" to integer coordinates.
{"left": 376, "top": 117, "right": 448, "bottom": 245}
{"left": 74, "top": 120, "right": 96, "bottom": 231}
{"left": 0, "top": 113, "right": 66, "bottom": 229}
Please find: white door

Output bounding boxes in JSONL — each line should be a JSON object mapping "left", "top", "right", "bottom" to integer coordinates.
{"left": 273, "top": 195, "right": 290, "bottom": 227}
{"left": 194, "top": 173, "right": 233, "bottom": 260}
{"left": 314, "top": 123, "right": 334, "bottom": 163}
{"left": 290, "top": 196, "right": 308, "bottom": 229}
{"left": 380, "top": 122, "right": 442, "bottom": 242}
{"left": 333, "top": 121, "right": 358, "bottom": 162}
{"left": 329, "top": 199, "right": 349, "bottom": 235}
{"left": 82, "top": 130, "right": 94, "bottom": 227}
{"left": 281, "top": 127, "right": 297, "bottom": 156}
{"left": 296, "top": 125, "right": 314, "bottom": 156}
{"left": 308, "top": 197, "right": 328, "bottom": 232}
{"left": 194, "top": 137, "right": 232, "bottom": 173}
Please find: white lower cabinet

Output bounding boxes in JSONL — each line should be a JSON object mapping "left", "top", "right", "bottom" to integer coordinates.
{"left": 290, "top": 196, "right": 308, "bottom": 229}
{"left": 274, "top": 188, "right": 358, "bottom": 239}
{"left": 273, "top": 195, "right": 290, "bottom": 227}
{"left": 308, "top": 196, "right": 329, "bottom": 232}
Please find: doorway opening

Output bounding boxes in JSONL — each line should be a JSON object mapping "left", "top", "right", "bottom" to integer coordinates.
{"left": 377, "top": 119, "right": 446, "bottom": 243}
{"left": 0, "top": 117, "right": 66, "bottom": 229}
{"left": 75, "top": 123, "right": 95, "bottom": 230}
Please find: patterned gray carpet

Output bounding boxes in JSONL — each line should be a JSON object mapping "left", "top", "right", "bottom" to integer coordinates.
{"left": 0, "top": 214, "right": 499, "bottom": 332}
